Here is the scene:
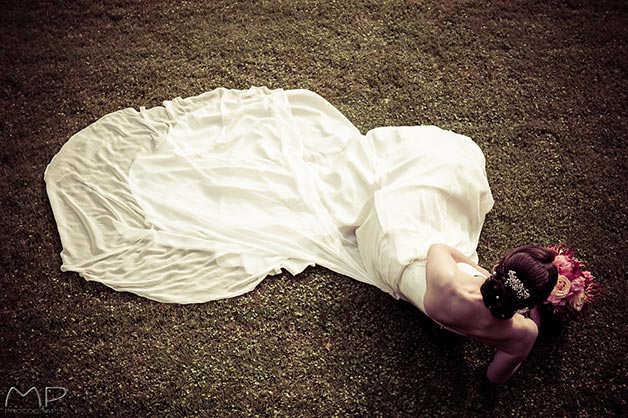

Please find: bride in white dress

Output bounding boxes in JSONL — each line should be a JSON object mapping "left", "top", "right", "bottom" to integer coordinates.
{"left": 45, "top": 86, "right": 558, "bottom": 383}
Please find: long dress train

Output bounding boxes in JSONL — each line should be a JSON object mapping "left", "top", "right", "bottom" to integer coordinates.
{"left": 45, "top": 87, "right": 494, "bottom": 304}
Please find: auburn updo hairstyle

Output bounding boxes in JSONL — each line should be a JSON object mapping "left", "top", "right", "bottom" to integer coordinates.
{"left": 480, "top": 246, "right": 558, "bottom": 319}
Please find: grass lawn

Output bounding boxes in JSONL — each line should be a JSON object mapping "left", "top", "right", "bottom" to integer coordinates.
{"left": 1, "top": 0, "right": 627, "bottom": 416}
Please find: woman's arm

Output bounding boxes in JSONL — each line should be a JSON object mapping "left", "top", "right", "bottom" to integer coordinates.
{"left": 427, "top": 244, "right": 538, "bottom": 384}
{"left": 487, "top": 350, "right": 525, "bottom": 384}
{"left": 486, "top": 318, "right": 539, "bottom": 384}
{"left": 529, "top": 305, "right": 544, "bottom": 328}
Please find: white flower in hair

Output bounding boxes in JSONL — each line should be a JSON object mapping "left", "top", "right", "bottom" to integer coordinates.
{"left": 505, "top": 270, "right": 530, "bottom": 300}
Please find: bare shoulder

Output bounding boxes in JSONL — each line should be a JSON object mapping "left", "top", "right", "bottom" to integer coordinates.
{"left": 476, "top": 314, "right": 539, "bottom": 358}
{"left": 425, "top": 243, "right": 459, "bottom": 282}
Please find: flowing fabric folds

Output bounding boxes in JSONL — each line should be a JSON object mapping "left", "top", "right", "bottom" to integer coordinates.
{"left": 45, "top": 87, "right": 493, "bottom": 303}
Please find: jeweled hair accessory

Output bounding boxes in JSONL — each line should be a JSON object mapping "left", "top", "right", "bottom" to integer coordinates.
{"left": 505, "top": 270, "right": 530, "bottom": 300}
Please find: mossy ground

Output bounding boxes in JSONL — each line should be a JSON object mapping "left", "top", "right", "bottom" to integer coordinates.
{"left": 1, "top": 0, "right": 627, "bottom": 416}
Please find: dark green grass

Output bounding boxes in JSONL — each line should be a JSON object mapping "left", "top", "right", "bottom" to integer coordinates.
{"left": 1, "top": 0, "right": 627, "bottom": 416}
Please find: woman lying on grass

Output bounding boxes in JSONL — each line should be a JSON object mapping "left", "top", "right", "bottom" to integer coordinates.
{"left": 46, "top": 87, "right": 597, "bottom": 384}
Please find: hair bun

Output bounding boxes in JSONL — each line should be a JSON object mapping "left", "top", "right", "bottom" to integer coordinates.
{"left": 481, "top": 245, "right": 559, "bottom": 319}
{"left": 481, "top": 274, "right": 518, "bottom": 320}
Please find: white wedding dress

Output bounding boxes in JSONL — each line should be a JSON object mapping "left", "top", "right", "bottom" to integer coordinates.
{"left": 45, "top": 87, "right": 494, "bottom": 308}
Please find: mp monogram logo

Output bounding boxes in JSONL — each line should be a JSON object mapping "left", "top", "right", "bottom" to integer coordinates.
{"left": 3, "top": 386, "right": 67, "bottom": 413}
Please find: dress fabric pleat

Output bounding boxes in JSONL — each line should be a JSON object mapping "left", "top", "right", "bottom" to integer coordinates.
{"left": 45, "top": 87, "right": 494, "bottom": 304}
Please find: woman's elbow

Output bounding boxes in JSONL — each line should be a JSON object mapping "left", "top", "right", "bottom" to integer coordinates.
{"left": 486, "top": 352, "right": 527, "bottom": 385}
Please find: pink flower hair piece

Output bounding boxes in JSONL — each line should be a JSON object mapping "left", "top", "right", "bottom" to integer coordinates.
{"left": 544, "top": 244, "right": 601, "bottom": 321}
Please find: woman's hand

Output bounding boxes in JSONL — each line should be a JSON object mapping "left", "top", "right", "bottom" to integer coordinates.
{"left": 476, "top": 265, "right": 491, "bottom": 278}
{"left": 529, "top": 305, "right": 543, "bottom": 327}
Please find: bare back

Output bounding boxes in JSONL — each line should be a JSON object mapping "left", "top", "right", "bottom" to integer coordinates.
{"left": 424, "top": 243, "right": 539, "bottom": 383}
